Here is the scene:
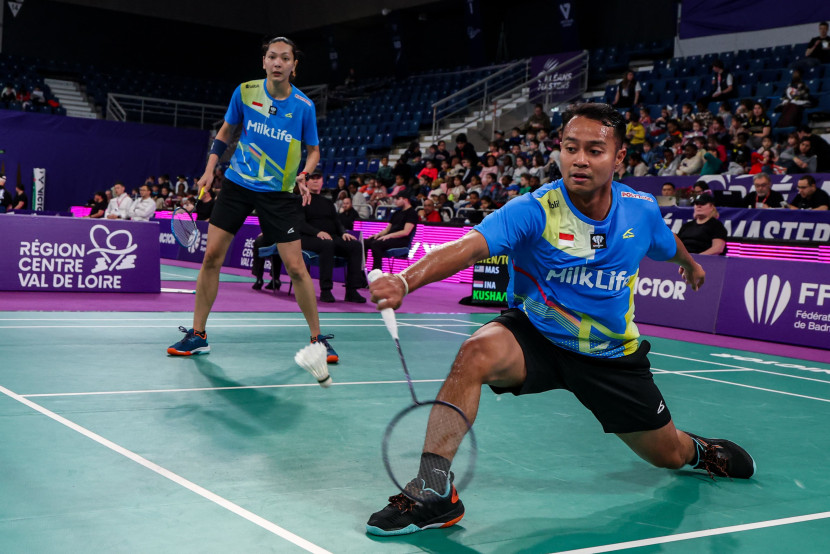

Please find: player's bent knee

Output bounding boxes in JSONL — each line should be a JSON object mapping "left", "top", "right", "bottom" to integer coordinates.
{"left": 453, "top": 332, "right": 515, "bottom": 383}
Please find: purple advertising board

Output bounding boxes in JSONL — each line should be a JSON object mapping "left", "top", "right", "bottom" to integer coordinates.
{"left": 716, "top": 257, "right": 830, "bottom": 350}
{"left": 529, "top": 51, "right": 584, "bottom": 102}
{"left": 660, "top": 206, "right": 830, "bottom": 243}
{"left": 634, "top": 255, "right": 727, "bottom": 333}
{"left": 156, "top": 219, "right": 263, "bottom": 270}
{"left": 0, "top": 215, "right": 160, "bottom": 292}
{"left": 624, "top": 173, "right": 830, "bottom": 201}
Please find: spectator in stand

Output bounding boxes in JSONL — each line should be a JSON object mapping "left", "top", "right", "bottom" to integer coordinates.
{"left": 506, "top": 127, "right": 523, "bottom": 147}
{"left": 662, "top": 182, "right": 676, "bottom": 197}
{"left": 651, "top": 106, "right": 670, "bottom": 136}
{"left": 407, "top": 153, "right": 425, "bottom": 175}
{"left": 716, "top": 102, "right": 733, "bottom": 130}
{"left": 612, "top": 70, "right": 641, "bottom": 108}
{"left": 757, "top": 135, "right": 778, "bottom": 159}
{"left": 479, "top": 155, "right": 499, "bottom": 180}
{"left": 796, "top": 125, "right": 830, "bottom": 172}
{"left": 788, "top": 138, "right": 818, "bottom": 174}
{"left": 422, "top": 144, "right": 437, "bottom": 162}
{"left": 640, "top": 139, "right": 658, "bottom": 168}
{"left": 699, "top": 59, "right": 735, "bottom": 104}
{"left": 392, "top": 157, "right": 412, "bottom": 183}
{"left": 788, "top": 175, "right": 830, "bottom": 210}
{"left": 744, "top": 173, "right": 786, "bottom": 209}
{"left": 793, "top": 21, "right": 830, "bottom": 71}
{"left": 480, "top": 173, "right": 505, "bottom": 204}
{"left": 778, "top": 133, "right": 800, "bottom": 170}
{"left": 706, "top": 136, "right": 727, "bottom": 166}
{"left": 501, "top": 156, "right": 515, "bottom": 181}
{"left": 695, "top": 100, "right": 714, "bottom": 131}
{"left": 726, "top": 153, "right": 749, "bottom": 175}
{"left": 459, "top": 157, "right": 476, "bottom": 185}
{"left": 678, "top": 103, "right": 696, "bottom": 132}
{"left": 105, "top": 182, "right": 132, "bottom": 219}
{"left": 419, "top": 198, "right": 442, "bottom": 223}
{"left": 127, "top": 184, "right": 157, "bottom": 221}
{"left": 1, "top": 83, "right": 16, "bottom": 107}
{"left": 455, "top": 133, "right": 478, "bottom": 165}
{"left": 417, "top": 159, "right": 438, "bottom": 181}
{"left": 683, "top": 119, "right": 706, "bottom": 145}
{"left": 656, "top": 149, "right": 681, "bottom": 176}
{"left": 525, "top": 103, "right": 551, "bottom": 132}
{"left": 678, "top": 194, "right": 727, "bottom": 255}
{"left": 676, "top": 143, "right": 704, "bottom": 175}
{"left": 708, "top": 116, "right": 730, "bottom": 145}
{"left": 745, "top": 103, "right": 772, "bottom": 149}
{"left": 401, "top": 141, "right": 421, "bottom": 164}
{"left": 173, "top": 175, "right": 188, "bottom": 197}
{"left": 729, "top": 132, "right": 753, "bottom": 166}
{"left": 387, "top": 174, "right": 407, "bottom": 197}
{"left": 376, "top": 156, "right": 394, "bottom": 187}
{"left": 625, "top": 111, "right": 646, "bottom": 152}
{"left": 638, "top": 107, "right": 653, "bottom": 129}
{"left": 775, "top": 69, "right": 811, "bottom": 128}
{"left": 693, "top": 181, "right": 710, "bottom": 196}
{"left": 447, "top": 175, "right": 466, "bottom": 203}
{"left": 624, "top": 151, "right": 648, "bottom": 177}
{"left": 512, "top": 155, "right": 529, "bottom": 181}
{"left": 700, "top": 143, "right": 723, "bottom": 176}
{"left": 434, "top": 140, "right": 452, "bottom": 163}
{"left": 467, "top": 174, "right": 483, "bottom": 194}
{"left": 528, "top": 152, "right": 547, "bottom": 183}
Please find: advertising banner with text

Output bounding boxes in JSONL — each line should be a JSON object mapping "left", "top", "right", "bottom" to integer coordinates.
{"left": 0, "top": 215, "right": 160, "bottom": 292}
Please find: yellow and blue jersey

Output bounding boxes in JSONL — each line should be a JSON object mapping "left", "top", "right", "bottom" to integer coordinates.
{"left": 223, "top": 80, "right": 319, "bottom": 192}
{"left": 475, "top": 179, "right": 677, "bottom": 358}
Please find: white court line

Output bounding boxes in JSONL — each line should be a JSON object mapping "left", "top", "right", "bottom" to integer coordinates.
{"left": 652, "top": 368, "right": 755, "bottom": 374}
{"left": 653, "top": 368, "right": 830, "bottom": 403}
{"left": 650, "top": 352, "right": 830, "bottom": 380}
{"left": 160, "top": 271, "right": 195, "bottom": 279}
{"left": 0, "top": 384, "right": 331, "bottom": 554}
{"left": 23, "top": 379, "right": 445, "bottom": 398}
{"left": 548, "top": 511, "right": 830, "bottom": 554}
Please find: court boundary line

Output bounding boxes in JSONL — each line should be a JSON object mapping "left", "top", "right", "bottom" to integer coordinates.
{"left": 22, "top": 379, "right": 445, "bottom": 398}
{"left": 652, "top": 368, "right": 830, "bottom": 403}
{"left": 548, "top": 510, "right": 830, "bottom": 554}
{"left": 0, "top": 384, "right": 331, "bottom": 554}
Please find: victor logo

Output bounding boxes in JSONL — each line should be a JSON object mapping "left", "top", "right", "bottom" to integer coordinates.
{"left": 744, "top": 274, "right": 791, "bottom": 325}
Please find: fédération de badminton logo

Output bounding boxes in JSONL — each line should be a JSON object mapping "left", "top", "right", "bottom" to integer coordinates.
{"left": 88, "top": 224, "right": 138, "bottom": 274}
{"left": 743, "top": 274, "right": 791, "bottom": 326}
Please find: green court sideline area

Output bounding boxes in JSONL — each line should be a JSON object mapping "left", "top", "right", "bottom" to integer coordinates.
{"left": 1, "top": 312, "right": 828, "bottom": 553}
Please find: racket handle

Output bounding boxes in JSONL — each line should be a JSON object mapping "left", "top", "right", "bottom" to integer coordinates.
{"left": 367, "top": 269, "right": 399, "bottom": 340}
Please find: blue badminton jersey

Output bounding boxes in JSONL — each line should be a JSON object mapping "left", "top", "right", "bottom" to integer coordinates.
{"left": 474, "top": 179, "right": 677, "bottom": 358}
{"left": 223, "top": 80, "right": 319, "bottom": 193}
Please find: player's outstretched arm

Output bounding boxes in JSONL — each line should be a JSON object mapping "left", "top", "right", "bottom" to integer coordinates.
{"left": 669, "top": 235, "right": 705, "bottom": 291}
{"left": 369, "top": 230, "right": 490, "bottom": 310}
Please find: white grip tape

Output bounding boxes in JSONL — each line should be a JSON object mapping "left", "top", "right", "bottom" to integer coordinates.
{"left": 367, "top": 269, "right": 399, "bottom": 340}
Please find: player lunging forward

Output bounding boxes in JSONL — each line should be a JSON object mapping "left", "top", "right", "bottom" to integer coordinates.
{"left": 366, "top": 103, "right": 755, "bottom": 536}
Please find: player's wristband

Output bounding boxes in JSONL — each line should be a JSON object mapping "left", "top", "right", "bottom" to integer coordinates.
{"left": 298, "top": 171, "right": 308, "bottom": 178}
{"left": 394, "top": 273, "right": 409, "bottom": 296}
{"left": 209, "top": 139, "right": 228, "bottom": 158}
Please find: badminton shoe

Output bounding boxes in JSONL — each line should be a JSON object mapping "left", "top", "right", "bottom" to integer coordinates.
{"left": 167, "top": 326, "right": 210, "bottom": 356}
{"left": 686, "top": 432, "right": 755, "bottom": 479}
{"left": 311, "top": 334, "right": 338, "bottom": 364}
{"left": 366, "top": 476, "right": 465, "bottom": 536}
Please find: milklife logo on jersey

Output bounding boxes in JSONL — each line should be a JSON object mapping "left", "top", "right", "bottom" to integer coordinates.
{"left": 246, "top": 120, "right": 294, "bottom": 143}
{"left": 546, "top": 266, "right": 632, "bottom": 291}
{"left": 744, "top": 274, "right": 791, "bottom": 325}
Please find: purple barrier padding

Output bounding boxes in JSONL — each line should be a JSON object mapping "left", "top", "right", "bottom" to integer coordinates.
{"left": 679, "top": 0, "right": 830, "bottom": 39}
{"left": 634, "top": 255, "right": 726, "bottom": 333}
{"left": 716, "top": 257, "right": 830, "bottom": 349}
{"left": 623, "top": 173, "right": 830, "bottom": 200}
{"left": 5, "top": 209, "right": 73, "bottom": 217}
{"left": 660, "top": 206, "right": 830, "bottom": 242}
{"left": 155, "top": 219, "right": 262, "bottom": 271}
{"left": 0, "top": 111, "right": 208, "bottom": 212}
{"left": 0, "top": 215, "right": 160, "bottom": 292}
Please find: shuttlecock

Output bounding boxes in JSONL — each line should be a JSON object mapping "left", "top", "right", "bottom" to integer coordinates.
{"left": 294, "top": 342, "right": 332, "bottom": 388}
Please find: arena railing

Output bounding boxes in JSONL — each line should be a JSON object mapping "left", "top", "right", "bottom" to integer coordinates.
{"left": 106, "top": 93, "right": 226, "bottom": 129}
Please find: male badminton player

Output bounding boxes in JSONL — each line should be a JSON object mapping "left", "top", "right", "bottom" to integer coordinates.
{"left": 168, "top": 37, "right": 338, "bottom": 362}
{"left": 366, "top": 103, "right": 755, "bottom": 536}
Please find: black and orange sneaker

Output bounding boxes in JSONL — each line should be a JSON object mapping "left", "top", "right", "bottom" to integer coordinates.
{"left": 167, "top": 326, "right": 210, "bottom": 356}
{"left": 687, "top": 432, "right": 756, "bottom": 479}
{"left": 311, "top": 334, "right": 338, "bottom": 364}
{"left": 366, "top": 475, "right": 465, "bottom": 536}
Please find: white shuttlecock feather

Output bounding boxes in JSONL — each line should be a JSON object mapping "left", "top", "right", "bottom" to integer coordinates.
{"left": 294, "top": 342, "right": 332, "bottom": 388}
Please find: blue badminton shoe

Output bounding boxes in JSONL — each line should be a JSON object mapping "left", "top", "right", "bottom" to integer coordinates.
{"left": 311, "top": 334, "right": 338, "bottom": 364}
{"left": 366, "top": 475, "right": 464, "bottom": 536}
{"left": 167, "top": 326, "right": 210, "bottom": 356}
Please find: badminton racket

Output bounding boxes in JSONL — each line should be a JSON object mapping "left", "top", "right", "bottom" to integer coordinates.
{"left": 367, "top": 269, "right": 477, "bottom": 503}
{"left": 171, "top": 188, "right": 204, "bottom": 249}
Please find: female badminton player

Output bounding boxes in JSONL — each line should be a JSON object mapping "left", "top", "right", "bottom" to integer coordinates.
{"left": 167, "top": 36, "right": 338, "bottom": 362}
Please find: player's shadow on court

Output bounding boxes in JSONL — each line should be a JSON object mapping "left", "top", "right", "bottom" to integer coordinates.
{"left": 185, "top": 356, "right": 306, "bottom": 438}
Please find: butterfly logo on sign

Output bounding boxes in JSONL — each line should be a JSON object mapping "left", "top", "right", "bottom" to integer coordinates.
{"left": 744, "top": 274, "right": 791, "bottom": 325}
{"left": 88, "top": 225, "right": 138, "bottom": 274}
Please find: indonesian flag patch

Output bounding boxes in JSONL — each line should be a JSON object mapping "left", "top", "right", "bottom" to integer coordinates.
{"left": 558, "top": 232, "right": 575, "bottom": 247}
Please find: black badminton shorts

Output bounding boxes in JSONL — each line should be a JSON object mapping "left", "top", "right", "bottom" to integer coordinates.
{"left": 210, "top": 177, "right": 303, "bottom": 243}
{"left": 488, "top": 308, "right": 672, "bottom": 434}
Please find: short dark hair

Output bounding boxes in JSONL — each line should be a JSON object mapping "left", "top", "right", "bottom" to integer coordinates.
{"left": 694, "top": 180, "right": 710, "bottom": 191}
{"left": 820, "top": 21, "right": 828, "bottom": 27}
{"left": 799, "top": 175, "right": 816, "bottom": 186}
{"left": 561, "top": 103, "right": 626, "bottom": 148}
{"left": 712, "top": 59, "right": 724, "bottom": 69}
{"left": 662, "top": 182, "right": 676, "bottom": 190}
{"left": 455, "top": 133, "right": 468, "bottom": 143}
